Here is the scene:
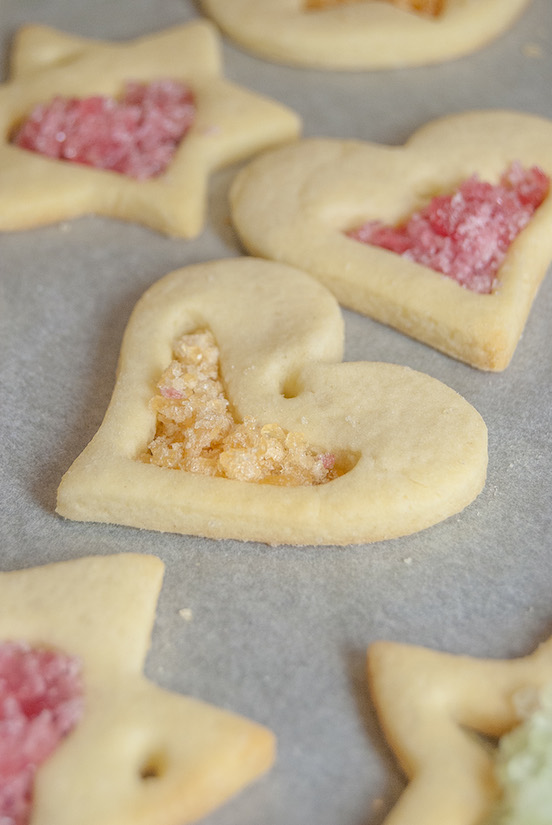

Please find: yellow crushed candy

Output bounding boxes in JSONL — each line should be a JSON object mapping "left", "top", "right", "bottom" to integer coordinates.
{"left": 144, "top": 331, "right": 338, "bottom": 486}
{"left": 390, "top": 0, "right": 443, "bottom": 15}
{"left": 305, "top": 0, "right": 444, "bottom": 16}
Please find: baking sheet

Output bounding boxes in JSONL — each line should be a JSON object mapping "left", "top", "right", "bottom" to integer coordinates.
{"left": 1, "top": 1, "right": 552, "bottom": 823}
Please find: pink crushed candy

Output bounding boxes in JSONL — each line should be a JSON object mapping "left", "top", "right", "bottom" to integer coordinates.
{"left": 347, "top": 162, "right": 549, "bottom": 293}
{"left": 0, "top": 641, "right": 83, "bottom": 825}
{"left": 159, "top": 385, "right": 184, "bottom": 400}
{"left": 13, "top": 80, "right": 196, "bottom": 179}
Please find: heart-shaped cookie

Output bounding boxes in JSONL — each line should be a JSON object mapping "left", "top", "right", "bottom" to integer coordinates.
{"left": 0, "top": 22, "right": 299, "bottom": 237}
{"left": 56, "top": 258, "right": 487, "bottom": 545}
{"left": 201, "top": 0, "right": 531, "bottom": 69}
{"left": 230, "top": 111, "right": 552, "bottom": 371}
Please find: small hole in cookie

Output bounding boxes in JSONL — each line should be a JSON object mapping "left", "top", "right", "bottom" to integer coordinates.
{"left": 281, "top": 374, "right": 300, "bottom": 400}
{"left": 139, "top": 751, "right": 168, "bottom": 781}
{"left": 464, "top": 728, "right": 501, "bottom": 755}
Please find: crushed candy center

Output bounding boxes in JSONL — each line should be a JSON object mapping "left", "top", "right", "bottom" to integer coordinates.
{"left": 144, "top": 331, "right": 339, "bottom": 486}
{"left": 487, "top": 684, "right": 552, "bottom": 825}
{"left": 12, "top": 79, "right": 196, "bottom": 180}
{"left": 0, "top": 641, "right": 83, "bottom": 825}
{"left": 305, "top": 0, "right": 444, "bottom": 17}
{"left": 347, "top": 162, "right": 549, "bottom": 293}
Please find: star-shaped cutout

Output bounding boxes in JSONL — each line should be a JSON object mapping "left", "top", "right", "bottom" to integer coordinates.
{"left": 0, "top": 21, "right": 300, "bottom": 237}
{"left": 0, "top": 553, "right": 275, "bottom": 825}
{"left": 367, "top": 635, "right": 552, "bottom": 825}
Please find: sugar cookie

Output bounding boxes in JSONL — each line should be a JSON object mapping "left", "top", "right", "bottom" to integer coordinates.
{"left": 0, "top": 22, "right": 300, "bottom": 237}
{"left": 0, "top": 554, "right": 275, "bottom": 825}
{"left": 201, "top": 0, "right": 531, "bottom": 70}
{"left": 56, "top": 258, "right": 487, "bottom": 545}
{"left": 367, "top": 635, "right": 552, "bottom": 825}
{"left": 230, "top": 111, "right": 552, "bottom": 370}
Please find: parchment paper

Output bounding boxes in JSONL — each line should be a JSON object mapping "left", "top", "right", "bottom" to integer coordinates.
{"left": 1, "top": 1, "right": 551, "bottom": 823}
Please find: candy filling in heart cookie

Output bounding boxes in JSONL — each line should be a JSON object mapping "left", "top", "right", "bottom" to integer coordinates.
{"left": 143, "top": 331, "right": 340, "bottom": 485}
{"left": 0, "top": 641, "right": 83, "bottom": 825}
{"left": 12, "top": 80, "right": 195, "bottom": 179}
{"left": 348, "top": 162, "right": 549, "bottom": 294}
{"left": 305, "top": 0, "right": 443, "bottom": 16}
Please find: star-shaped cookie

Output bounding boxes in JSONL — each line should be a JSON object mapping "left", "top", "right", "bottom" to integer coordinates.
{"left": 0, "top": 553, "right": 275, "bottom": 825}
{"left": 367, "top": 635, "right": 552, "bottom": 825}
{"left": 0, "top": 21, "right": 300, "bottom": 237}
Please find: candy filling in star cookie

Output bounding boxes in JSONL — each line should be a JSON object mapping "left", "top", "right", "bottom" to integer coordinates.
{"left": 12, "top": 80, "right": 195, "bottom": 179}
{"left": 348, "top": 162, "right": 549, "bottom": 294}
{"left": 143, "top": 331, "right": 339, "bottom": 485}
{"left": 489, "top": 684, "right": 552, "bottom": 825}
{"left": 305, "top": 0, "right": 444, "bottom": 17}
{"left": 0, "top": 641, "right": 83, "bottom": 825}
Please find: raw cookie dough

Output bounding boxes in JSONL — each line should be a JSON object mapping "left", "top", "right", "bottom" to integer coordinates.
{"left": 367, "top": 634, "right": 552, "bottom": 825}
{"left": 56, "top": 258, "right": 487, "bottom": 546}
{"left": 230, "top": 110, "right": 552, "bottom": 371}
{"left": 0, "top": 21, "right": 300, "bottom": 237}
{"left": 200, "top": 0, "right": 531, "bottom": 70}
{"left": 0, "top": 553, "right": 275, "bottom": 825}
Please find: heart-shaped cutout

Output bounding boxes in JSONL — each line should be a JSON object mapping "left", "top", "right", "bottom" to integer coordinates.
{"left": 201, "top": 0, "right": 530, "bottom": 69}
{"left": 56, "top": 258, "right": 487, "bottom": 546}
{"left": 230, "top": 111, "right": 552, "bottom": 371}
{"left": 12, "top": 79, "right": 197, "bottom": 180}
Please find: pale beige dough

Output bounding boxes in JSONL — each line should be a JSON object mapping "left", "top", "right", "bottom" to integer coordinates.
{"left": 201, "top": 0, "right": 531, "bottom": 69}
{"left": 56, "top": 258, "right": 487, "bottom": 546}
{"left": 0, "top": 22, "right": 300, "bottom": 237}
{"left": 367, "top": 635, "right": 552, "bottom": 825}
{"left": 230, "top": 110, "right": 552, "bottom": 371}
{"left": 0, "top": 553, "right": 275, "bottom": 825}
